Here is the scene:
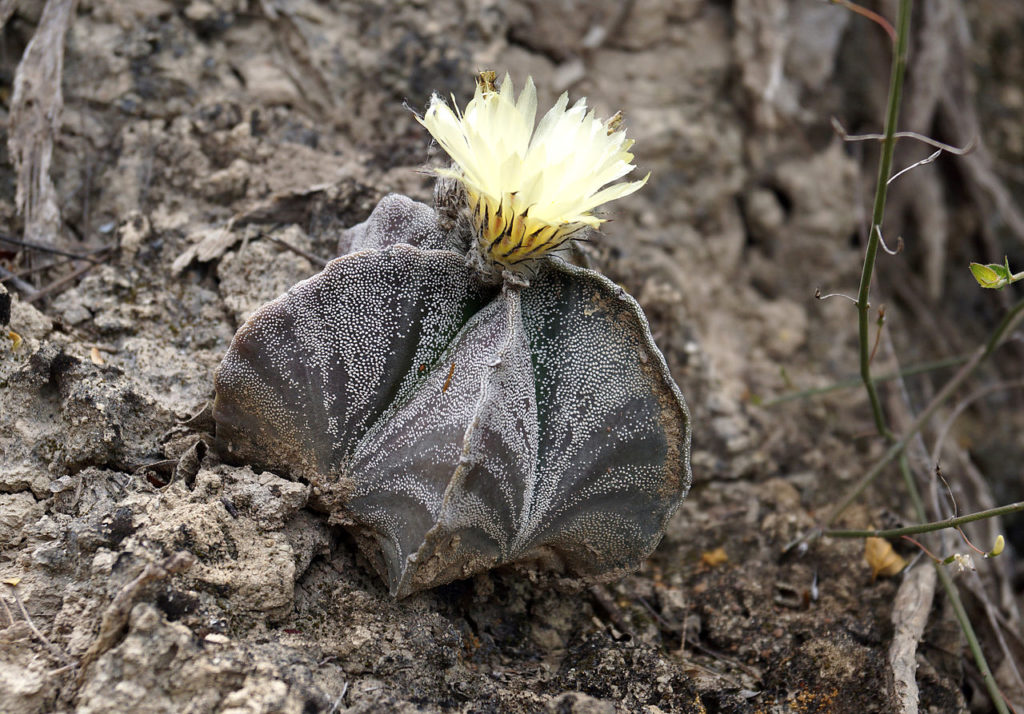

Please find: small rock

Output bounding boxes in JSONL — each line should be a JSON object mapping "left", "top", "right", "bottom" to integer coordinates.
{"left": 200, "top": 158, "right": 251, "bottom": 202}
{"left": 9, "top": 298, "right": 53, "bottom": 341}
{"left": 184, "top": 1, "right": 216, "bottom": 23}
{"left": 0, "top": 492, "right": 44, "bottom": 549}
{"left": 116, "top": 211, "right": 152, "bottom": 265}
{"left": 546, "top": 692, "right": 618, "bottom": 714}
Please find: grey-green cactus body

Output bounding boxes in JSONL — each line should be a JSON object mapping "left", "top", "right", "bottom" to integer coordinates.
{"left": 214, "top": 194, "right": 691, "bottom": 597}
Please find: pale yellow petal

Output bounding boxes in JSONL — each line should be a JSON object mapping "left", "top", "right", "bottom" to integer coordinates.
{"left": 417, "top": 73, "right": 648, "bottom": 271}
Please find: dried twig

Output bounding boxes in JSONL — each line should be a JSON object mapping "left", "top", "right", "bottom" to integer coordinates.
{"left": 929, "top": 380, "right": 1024, "bottom": 469}
{"left": 328, "top": 682, "right": 350, "bottom": 714}
{"left": 887, "top": 149, "right": 942, "bottom": 186}
{"left": 822, "top": 295, "right": 1024, "bottom": 529}
{"left": 0, "top": 233, "right": 105, "bottom": 263}
{"left": 26, "top": 256, "right": 108, "bottom": 304}
{"left": 4, "top": 581, "right": 72, "bottom": 666}
{"left": 830, "top": 0, "right": 896, "bottom": 41}
{"left": 266, "top": 233, "right": 329, "bottom": 267}
{"left": 869, "top": 307, "right": 886, "bottom": 365}
{"left": 888, "top": 564, "right": 936, "bottom": 714}
{"left": 8, "top": 0, "right": 77, "bottom": 249}
{"left": 873, "top": 226, "right": 903, "bottom": 256}
{"left": 830, "top": 117, "right": 976, "bottom": 155}
{"left": 760, "top": 354, "right": 969, "bottom": 406}
{"left": 589, "top": 584, "right": 636, "bottom": 639}
{"left": 0, "top": 591, "right": 15, "bottom": 627}
{"left": 0, "top": 265, "right": 41, "bottom": 300}
{"left": 971, "top": 581, "right": 1024, "bottom": 701}
{"left": 4, "top": 256, "right": 77, "bottom": 279}
{"left": 814, "top": 287, "right": 857, "bottom": 303}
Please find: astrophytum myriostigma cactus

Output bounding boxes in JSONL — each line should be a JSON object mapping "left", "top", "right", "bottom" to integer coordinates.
{"left": 213, "top": 73, "right": 692, "bottom": 598}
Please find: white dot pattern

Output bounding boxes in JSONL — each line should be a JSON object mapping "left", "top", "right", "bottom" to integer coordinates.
{"left": 213, "top": 196, "right": 691, "bottom": 597}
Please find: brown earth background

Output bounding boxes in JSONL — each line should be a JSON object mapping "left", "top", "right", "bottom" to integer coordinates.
{"left": 2, "top": 1, "right": 1024, "bottom": 712}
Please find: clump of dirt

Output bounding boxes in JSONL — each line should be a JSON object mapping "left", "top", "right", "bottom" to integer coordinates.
{"left": 2, "top": 1, "right": 1022, "bottom": 713}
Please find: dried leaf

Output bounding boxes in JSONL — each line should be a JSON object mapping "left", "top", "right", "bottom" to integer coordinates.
{"left": 89, "top": 346, "right": 105, "bottom": 365}
{"left": 3, "top": 577, "right": 21, "bottom": 587}
{"left": 171, "top": 225, "right": 238, "bottom": 274}
{"left": 700, "top": 547, "right": 728, "bottom": 568}
{"left": 8, "top": 330, "right": 22, "bottom": 350}
{"left": 865, "top": 537, "right": 907, "bottom": 579}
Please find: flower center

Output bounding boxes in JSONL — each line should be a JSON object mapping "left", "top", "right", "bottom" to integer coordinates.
{"left": 417, "top": 72, "right": 648, "bottom": 277}
{"left": 469, "top": 190, "right": 585, "bottom": 271}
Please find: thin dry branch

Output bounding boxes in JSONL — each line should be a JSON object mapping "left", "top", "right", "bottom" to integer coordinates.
{"left": 0, "top": 593, "right": 13, "bottom": 628}
{"left": 266, "top": 234, "right": 328, "bottom": 267}
{"left": 931, "top": 2, "right": 1024, "bottom": 251}
{"left": 888, "top": 564, "right": 936, "bottom": 714}
{"left": 0, "top": 265, "right": 41, "bottom": 299}
{"left": 25, "top": 253, "right": 108, "bottom": 304}
{"left": 4, "top": 581, "right": 72, "bottom": 666}
{"left": 8, "top": 0, "right": 77, "bottom": 249}
{"left": 830, "top": 117, "right": 975, "bottom": 156}
{"left": 929, "top": 380, "right": 1024, "bottom": 469}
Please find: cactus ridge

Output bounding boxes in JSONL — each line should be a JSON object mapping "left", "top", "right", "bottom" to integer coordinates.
{"left": 214, "top": 194, "right": 691, "bottom": 597}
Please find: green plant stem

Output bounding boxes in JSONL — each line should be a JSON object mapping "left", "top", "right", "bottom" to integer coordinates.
{"left": 826, "top": 501, "right": 1024, "bottom": 539}
{"left": 935, "top": 562, "right": 1008, "bottom": 714}
{"left": 826, "top": 0, "right": 1024, "bottom": 528}
{"left": 837, "top": 2, "right": 1011, "bottom": 710}
{"left": 899, "top": 453, "right": 927, "bottom": 528}
{"left": 936, "top": 562, "right": 1008, "bottom": 713}
{"left": 759, "top": 355, "right": 968, "bottom": 407}
{"left": 824, "top": 295, "right": 1024, "bottom": 528}
{"left": 897, "top": 452, "right": 1009, "bottom": 714}
{"left": 856, "top": 0, "right": 912, "bottom": 439}
{"left": 983, "top": 295, "right": 1024, "bottom": 354}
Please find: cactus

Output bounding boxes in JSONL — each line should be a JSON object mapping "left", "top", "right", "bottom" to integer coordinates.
{"left": 213, "top": 75, "right": 691, "bottom": 597}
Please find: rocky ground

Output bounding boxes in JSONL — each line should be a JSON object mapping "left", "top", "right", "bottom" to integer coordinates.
{"left": 2, "top": 1, "right": 1023, "bottom": 712}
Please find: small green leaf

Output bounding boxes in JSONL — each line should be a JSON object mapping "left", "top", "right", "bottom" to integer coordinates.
{"left": 969, "top": 262, "right": 1008, "bottom": 289}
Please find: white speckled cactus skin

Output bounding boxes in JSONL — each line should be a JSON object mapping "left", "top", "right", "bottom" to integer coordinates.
{"left": 214, "top": 194, "right": 691, "bottom": 597}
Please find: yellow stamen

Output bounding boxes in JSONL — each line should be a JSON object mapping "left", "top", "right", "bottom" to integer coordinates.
{"left": 417, "top": 73, "right": 648, "bottom": 274}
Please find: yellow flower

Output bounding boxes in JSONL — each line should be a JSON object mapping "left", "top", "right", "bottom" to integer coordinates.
{"left": 417, "top": 71, "right": 648, "bottom": 273}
